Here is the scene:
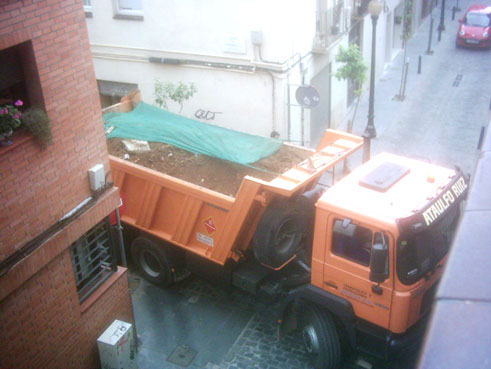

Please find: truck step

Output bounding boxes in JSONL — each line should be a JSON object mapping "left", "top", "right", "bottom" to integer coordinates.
{"left": 232, "top": 262, "right": 272, "bottom": 295}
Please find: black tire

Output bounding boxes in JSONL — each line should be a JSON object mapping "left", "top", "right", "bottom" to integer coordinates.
{"left": 131, "top": 237, "right": 174, "bottom": 287}
{"left": 300, "top": 304, "right": 341, "bottom": 369}
{"left": 252, "top": 202, "right": 308, "bottom": 268}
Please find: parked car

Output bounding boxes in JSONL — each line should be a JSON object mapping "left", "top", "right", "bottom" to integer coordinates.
{"left": 456, "top": 5, "right": 491, "bottom": 48}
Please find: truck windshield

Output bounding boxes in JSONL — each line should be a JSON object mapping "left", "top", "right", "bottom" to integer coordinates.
{"left": 397, "top": 204, "right": 460, "bottom": 285}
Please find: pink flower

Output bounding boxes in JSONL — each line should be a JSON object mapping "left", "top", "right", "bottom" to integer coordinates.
{"left": 14, "top": 100, "right": 23, "bottom": 106}
{"left": 13, "top": 113, "right": 21, "bottom": 119}
{"left": 0, "top": 108, "right": 5, "bottom": 115}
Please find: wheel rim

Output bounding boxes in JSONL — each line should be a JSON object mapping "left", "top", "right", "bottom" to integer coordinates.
{"left": 274, "top": 219, "right": 299, "bottom": 253}
{"left": 140, "top": 250, "right": 161, "bottom": 278}
{"left": 302, "top": 323, "right": 320, "bottom": 354}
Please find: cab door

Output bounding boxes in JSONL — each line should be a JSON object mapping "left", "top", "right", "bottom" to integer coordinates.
{"left": 322, "top": 216, "right": 394, "bottom": 329}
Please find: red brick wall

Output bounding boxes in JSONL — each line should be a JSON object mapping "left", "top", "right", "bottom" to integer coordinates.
{"left": 0, "top": 250, "right": 134, "bottom": 369}
{"left": 0, "top": 0, "right": 110, "bottom": 256}
{"left": 0, "top": 2, "right": 135, "bottom": 369}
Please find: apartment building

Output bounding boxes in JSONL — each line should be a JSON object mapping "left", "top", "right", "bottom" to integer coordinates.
{"left": 83, "top": 0, "right": 428, "bottom": 147}
{"left": 0, "top": 1, "right": 134, "bottom": 368}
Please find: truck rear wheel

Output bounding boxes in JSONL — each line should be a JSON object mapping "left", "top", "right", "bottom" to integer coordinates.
{"left": 300, "top": 304, "right": 341, "bottom": 369}
{"left": 131, "top": 237, "right": 174, "bottom": 287}
{"left": 252, "top": 203, "right": 307, "bottom": 268}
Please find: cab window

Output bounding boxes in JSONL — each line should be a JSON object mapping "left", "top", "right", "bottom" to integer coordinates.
{"left": 332, "top": 219, "right": 372, "bottom": 266}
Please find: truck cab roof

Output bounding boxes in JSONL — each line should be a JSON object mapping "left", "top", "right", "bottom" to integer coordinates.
{"left": 317, "top": 153, "right": 460, "bottom": 230}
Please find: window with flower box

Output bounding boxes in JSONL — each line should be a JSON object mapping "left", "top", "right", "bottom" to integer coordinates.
{"left": 0, "top": 41, "right": 50, "bottom": 151}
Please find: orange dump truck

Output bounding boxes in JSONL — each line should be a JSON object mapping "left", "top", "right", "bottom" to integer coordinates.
{"left": 109, "top": 130, "right": 467, "bottom": 368}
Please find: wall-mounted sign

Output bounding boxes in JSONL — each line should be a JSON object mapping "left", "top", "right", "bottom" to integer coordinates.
{"left": 223, "top": 34, "right": 246, "bottom": 54}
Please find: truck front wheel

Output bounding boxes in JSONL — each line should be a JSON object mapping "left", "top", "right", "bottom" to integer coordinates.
{"left": 131, "top": 237, "right": 174, "bottom": 287}
{"left": 253, "top": 203, "right": 307, "bottom": 268}
{"left": 300, "top": 304, "right": 341, "bottom": 369}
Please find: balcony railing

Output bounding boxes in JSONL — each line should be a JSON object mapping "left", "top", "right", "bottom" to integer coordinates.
{"left": 313, "top": 2, "right": 352, "bottom": 50}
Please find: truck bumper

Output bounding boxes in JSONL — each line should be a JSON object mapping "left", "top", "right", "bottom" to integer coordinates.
{"left": 387, "top": 311, "right": 430, "bottom": 357}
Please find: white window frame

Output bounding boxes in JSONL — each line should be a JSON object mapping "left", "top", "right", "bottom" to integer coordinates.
{"left": 113, "top": 0, "right": 143, "bottom": 19}
{"left": 83, "top": 0, "right": 92, "bottom": 16}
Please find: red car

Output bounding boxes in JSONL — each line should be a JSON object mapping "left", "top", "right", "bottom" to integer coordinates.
{"left": 456, "top": 4, "right": 491, "bottom": 48}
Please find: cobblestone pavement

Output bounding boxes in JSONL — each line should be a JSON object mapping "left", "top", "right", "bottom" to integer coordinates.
{"left": 131, "top": 271, "right": 415, "bottom": 369}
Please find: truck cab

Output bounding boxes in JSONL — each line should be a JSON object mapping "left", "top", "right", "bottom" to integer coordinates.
{"left": 283, "top": 153, "right": 467, "bottom": 368}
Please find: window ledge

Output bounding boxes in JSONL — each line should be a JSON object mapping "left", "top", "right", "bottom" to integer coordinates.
{"left": 0, "top": 129, "right": 33, "bottom": 155}
{"left": 113, "top": 13, "right": 144, "bottom": 21}
{"left": 80, "top": 266, "right": 128, "bottom": 313}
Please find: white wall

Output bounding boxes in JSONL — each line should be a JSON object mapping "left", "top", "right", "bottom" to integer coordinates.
{"left": 85, "top": 0, "right": 403, "bottom": 143}
{"left": 85, "top": 0, "right": 319, "bottom": 139}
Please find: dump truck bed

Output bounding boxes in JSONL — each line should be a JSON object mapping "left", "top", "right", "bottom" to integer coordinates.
{"left": 110, "top": 130, "right": 363, "bottom": 265}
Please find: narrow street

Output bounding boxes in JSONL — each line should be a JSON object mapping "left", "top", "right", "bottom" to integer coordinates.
{"left": 131, "top": 1, "right": 490, "bottom": 368}
{"left": 350, "top": 0, "right": 490, "bottom": 175}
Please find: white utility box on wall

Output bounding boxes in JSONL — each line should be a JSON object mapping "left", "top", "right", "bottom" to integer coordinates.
{"left": 97, "top": 320, "right": 136, "bottom": 369}
{"left": 88, "top": 163, "right": 105, "bottom": 191}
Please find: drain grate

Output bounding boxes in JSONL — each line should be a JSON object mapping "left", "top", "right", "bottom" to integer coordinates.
{"left": 167, "top": 345, "right": 197, "bottom": 367}
{"left": 453, "top": 74, "right": 463, "bottom": 87}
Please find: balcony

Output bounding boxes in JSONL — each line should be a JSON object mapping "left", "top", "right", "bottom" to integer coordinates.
{"left": 313, "top": 3, "right": 352, "bottom": 52}
{"left": 352, "top": 0, "right": 371, "bottom": 17}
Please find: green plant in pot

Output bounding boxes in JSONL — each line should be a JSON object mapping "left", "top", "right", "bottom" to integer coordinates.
{"left": 21, "top": 107, "right": 52, "bottom": 149}
{"left": 0, "top": 100, "right": 23, "bottom": 146}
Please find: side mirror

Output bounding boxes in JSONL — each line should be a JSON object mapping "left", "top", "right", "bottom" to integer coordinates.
{"left": 369, "top": 243, "right": 388, "bottom": 283}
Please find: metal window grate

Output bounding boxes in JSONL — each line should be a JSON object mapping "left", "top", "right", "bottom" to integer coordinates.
{"left": 69, "top": 219, "right": 117, "bottom": 302}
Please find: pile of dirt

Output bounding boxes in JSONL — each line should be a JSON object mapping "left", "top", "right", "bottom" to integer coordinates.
{"left": 107, "top": 138, "right": 311, "bottom": 197}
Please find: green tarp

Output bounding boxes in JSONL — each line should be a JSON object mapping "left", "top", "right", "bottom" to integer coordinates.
{"left": 103, "top": 102, "right": 282, "bottom": 165}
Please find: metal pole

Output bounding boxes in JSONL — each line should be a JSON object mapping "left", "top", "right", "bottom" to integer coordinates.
{"left": 365, "top": 14, "right": 378, "bottom": 138}
{"left": 286, "top": 76, "right": 291, "bottom": 141}
{"left": 401, "top": 60, "right": 410, "bottom": 97}
{"left": 438, "top": 0, "right": 446, "bottom": 32}
{"left": 426, "top": 16, "right": 434, "bottom": 54}
{"left": 115, "top": 208, "right": 127, "bottom": 267}
{"left": 362, "top": 132, "right": 371, "bottom": 163}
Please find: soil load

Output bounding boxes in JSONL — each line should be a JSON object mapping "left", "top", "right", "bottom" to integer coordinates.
{"left": 107, "top": 138, "right": 312, "bottom": 197}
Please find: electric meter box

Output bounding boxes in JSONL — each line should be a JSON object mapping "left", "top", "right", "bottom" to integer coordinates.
{"left": 88, "top": 163, "right": 105, "bottom": 191}
{"left": 97, "top": 320, "right": 136, "bottom": 369}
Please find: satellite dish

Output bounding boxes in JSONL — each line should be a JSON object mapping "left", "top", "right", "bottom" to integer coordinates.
{"left": 295, "top": 85, "right": 320, "bottom": 109}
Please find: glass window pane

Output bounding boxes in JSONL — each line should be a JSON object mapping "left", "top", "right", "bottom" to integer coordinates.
{"left": 118, "top": 0, "right": 142, "bottom": 10}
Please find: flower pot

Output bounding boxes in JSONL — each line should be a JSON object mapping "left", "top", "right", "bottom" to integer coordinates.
{"left": 0, "top": 128, "right": 13, "bottom": 147}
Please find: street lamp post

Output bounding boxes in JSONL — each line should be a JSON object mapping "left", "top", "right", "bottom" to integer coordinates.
{"left": 438, "top": 0, "right": 446, "bottom": 39}
{"left": 363, "top": 0, "right": 383, "bottom": 163}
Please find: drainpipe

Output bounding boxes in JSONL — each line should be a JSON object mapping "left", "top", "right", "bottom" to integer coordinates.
{"left": 115, "top": 208, "right": 127, "bottom": 267}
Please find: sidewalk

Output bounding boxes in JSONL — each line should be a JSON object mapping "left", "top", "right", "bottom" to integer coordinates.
{"left": 344, "top": 0, "right": 490, "bottom": 175}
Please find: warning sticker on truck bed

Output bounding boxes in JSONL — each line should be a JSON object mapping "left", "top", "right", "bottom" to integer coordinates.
{"left": 197, "top": 232, "right": 214, "bottom": 247}
{"left": 203, "top": 217, "right": 217, "bottom": 234}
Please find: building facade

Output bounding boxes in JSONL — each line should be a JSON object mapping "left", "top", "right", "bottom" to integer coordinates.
{"left": 0, "top": 1, "right": 134, "bottom": 368}
{"left": 84, "top": 0, "right": 429, "bottom": 148}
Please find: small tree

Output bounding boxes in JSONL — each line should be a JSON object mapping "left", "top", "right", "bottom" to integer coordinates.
{"left": 334, "top": 45, "right": 367, "bottom": 133}
{"left": 154, "top": 80, "right": 197, "bottom": 113}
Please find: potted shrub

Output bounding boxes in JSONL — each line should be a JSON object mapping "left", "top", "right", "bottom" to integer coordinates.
{"left": 0, "top": 100, "right": 23, "bottom": 147}
{"left": 21, "top": 107, "right": 52, "bottom": 149}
